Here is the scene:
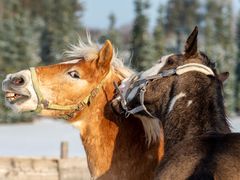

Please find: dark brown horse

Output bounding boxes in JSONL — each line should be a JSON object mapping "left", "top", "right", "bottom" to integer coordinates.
{"left": 113, "top": 27, "right": 240, "bottom": 179}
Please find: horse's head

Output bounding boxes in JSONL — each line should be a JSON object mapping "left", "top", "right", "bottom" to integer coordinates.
{"left": 143, "top": 26, "right": 229, "bottom": 105}
{"left": 113, "top": 26, "right": 230, "bottom": 143}
{"left": 158, "top": 26, "right": 228, "bottom": 81}
{"left": 2, "top": 40, "right": 128, "bottom": 118}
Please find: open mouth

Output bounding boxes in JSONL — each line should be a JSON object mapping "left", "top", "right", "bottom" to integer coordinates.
{"left": 5, "top": 92, "right": 29, "bottom": 104}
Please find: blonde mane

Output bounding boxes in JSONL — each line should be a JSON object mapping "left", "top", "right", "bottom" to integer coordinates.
{"left": 64, "top": 35, "right": 134, "bottom": 79}
{"left": 64, "top": 35, "right": 160, "bottom": 144}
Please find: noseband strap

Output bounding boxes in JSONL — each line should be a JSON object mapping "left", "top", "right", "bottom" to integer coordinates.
{"left": 140, "top": 63, "right": 214, "bottom": 82}
{"left": 176, "top": 63, "right": 214, "bottom": 76}
{"left": 30, "top": 67, "right": 105, "bottom": 118}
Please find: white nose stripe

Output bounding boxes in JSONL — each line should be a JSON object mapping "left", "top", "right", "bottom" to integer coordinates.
{"left": 5, "top": 74, "right": 12, "bottom": 81}
{"left": 2, "top": 70, "right": 38, "bottom": 112}
{"left": 140, "top": 54, "right": 174, "bottom": 78}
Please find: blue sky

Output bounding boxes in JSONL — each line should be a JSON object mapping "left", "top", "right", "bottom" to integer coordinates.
{"left": 82, "top": 0, "right": 239, "bottom": 30}
{"left": 81, "top": 0, "right": 167, "bottom": 29}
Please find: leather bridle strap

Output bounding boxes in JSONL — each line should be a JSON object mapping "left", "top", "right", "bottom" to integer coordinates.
{"left": 29, "top": 67, "right": 104, "bottom": 115}
{"left": 176, "top": 63, "right": 215, "bottom": 76}
{"left": 117, "top": 63, "right": 215, "bottom": 117}
{"left": 140, "top": 63, "right": 215, "bottom": 82}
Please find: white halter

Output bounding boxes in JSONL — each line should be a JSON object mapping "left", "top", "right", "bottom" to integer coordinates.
{"left": 115, "top": 63, "right": 215, "bottom": 117}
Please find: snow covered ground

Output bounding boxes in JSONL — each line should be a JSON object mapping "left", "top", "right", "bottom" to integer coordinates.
{"left": 0, "top": 117, "right": 239, "bottom": 157}
{"left": 0, "top": 118, "right": 85, "bottom": 157}
{"left": 228, "top": 116, "right": 240, "bottom": 132}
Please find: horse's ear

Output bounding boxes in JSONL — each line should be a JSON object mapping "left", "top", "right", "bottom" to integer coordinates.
{"left": 97, "top": 40, "right": 113, "bottom": 71}
{"left": 218, "top": 72, "right": 229, "bottom": 83}
{"left": 184, "top": 26, "right": 198, "bottom": 58}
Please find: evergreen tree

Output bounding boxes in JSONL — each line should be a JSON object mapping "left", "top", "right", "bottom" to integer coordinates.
{"left": 204, "top": 0, "right": 235, "bottom": 67}
{"left": 37, "top": 0, "right": 84, "bottom": 63}
{"left": 99, "top": 13, "right": 122, "bottom": 49}
{"left": 19, "top": 0, "right": 84, "bottom": 64}
{"left": 165, "top": 0, "right": 200, "bottom": 52}
{"left": 0, "top": 0, "right": 84, "bottom": 122}
{"left": 40, "top": 26, "right": 54, "bottom": 64}
{"left": 204, "top": 0, "right": 235, "bottom": 112}
{"left": 0, "top": 0, "right": 40, "bottom": 71}
{"left": 108, "top": 13, "right": 118, "bottom": 45}
{"left": 235, "top": 11, "right": 240, "bottom": 114}
{"left": 131, "top": 0, "right": 154, "bottom": 71}
{"left": 0, "top": 0, "right": 40, "bottom": 122}
{"left": 153, "top": 4, "right": 165, "bottom": 59}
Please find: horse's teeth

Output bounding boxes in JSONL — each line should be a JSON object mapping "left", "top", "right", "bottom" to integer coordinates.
{"left": 6, "top": 92, "right": 15, "bottom": 98}
{"left": 5, "top": 92, "right": 25, "bottom": 102}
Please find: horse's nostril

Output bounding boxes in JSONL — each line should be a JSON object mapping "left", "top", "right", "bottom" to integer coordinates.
{"left": 11, "top": 76, "right": 25, "bottom": 86}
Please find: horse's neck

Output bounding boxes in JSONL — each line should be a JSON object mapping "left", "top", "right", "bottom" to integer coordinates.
{"left": 72, "top": 72, "right": 162, "bottom": 179}
{"left": 78, "top": 108, "right": 118, "bottom": 178}
{"left": 164, "top": 78, "right": 230, "bottom": 151}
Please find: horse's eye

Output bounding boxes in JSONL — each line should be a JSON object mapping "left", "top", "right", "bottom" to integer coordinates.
{"left": 167, "top": 58, "right": 174, "bottom": 65}
{"left": 68, "top": 71, "right": 80, "bottom": 79}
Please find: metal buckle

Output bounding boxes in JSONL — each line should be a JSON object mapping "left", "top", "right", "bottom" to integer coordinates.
{"left": 77, "top": 102, "right": 86, "bottom": 111}
{"left": 161, "top": 68, "right": 177, "bottom": 77}
{"left": 90, "top": 88, "right": 99, "bottom": 98}
{"left": 41, "top": 99, "right": 49, "bottom": 108}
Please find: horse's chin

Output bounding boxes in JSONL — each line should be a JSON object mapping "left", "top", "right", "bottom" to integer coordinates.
{"left": 4, "top": 96, "right": 38, "bottom": 113}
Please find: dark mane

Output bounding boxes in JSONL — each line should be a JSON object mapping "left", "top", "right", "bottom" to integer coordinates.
{"left": 199, "top": 51, "right": 216, "bottom": 71}
{"left": 199, "top": 51, "right": 229, "bottom": 128}
{"left": 208, "top": 75, "right": 229, "bottom": 132}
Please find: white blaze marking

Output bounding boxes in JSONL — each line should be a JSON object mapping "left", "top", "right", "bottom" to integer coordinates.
{"left": 187, "top": 100, "right": 193, "bottom": 107}
{"left": 126, "top": 54, "right": 174, "bottom": 101}
{"left": 168, "top": 92, "right": 186, "bottom": 113}
{"left": 140, "top": 54, "right": 173, "bottom": 78}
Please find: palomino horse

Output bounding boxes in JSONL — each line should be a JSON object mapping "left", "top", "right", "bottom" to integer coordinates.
{"left": 113, "top": 27, "right": 240, "bottom": 179}
{"left": 2, "top": 39, "right": 164, "bottom": 179}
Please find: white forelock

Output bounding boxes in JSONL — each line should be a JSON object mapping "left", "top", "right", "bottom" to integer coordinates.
{"left": 64, "top": 34, "right": 133, "bottom": 78}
